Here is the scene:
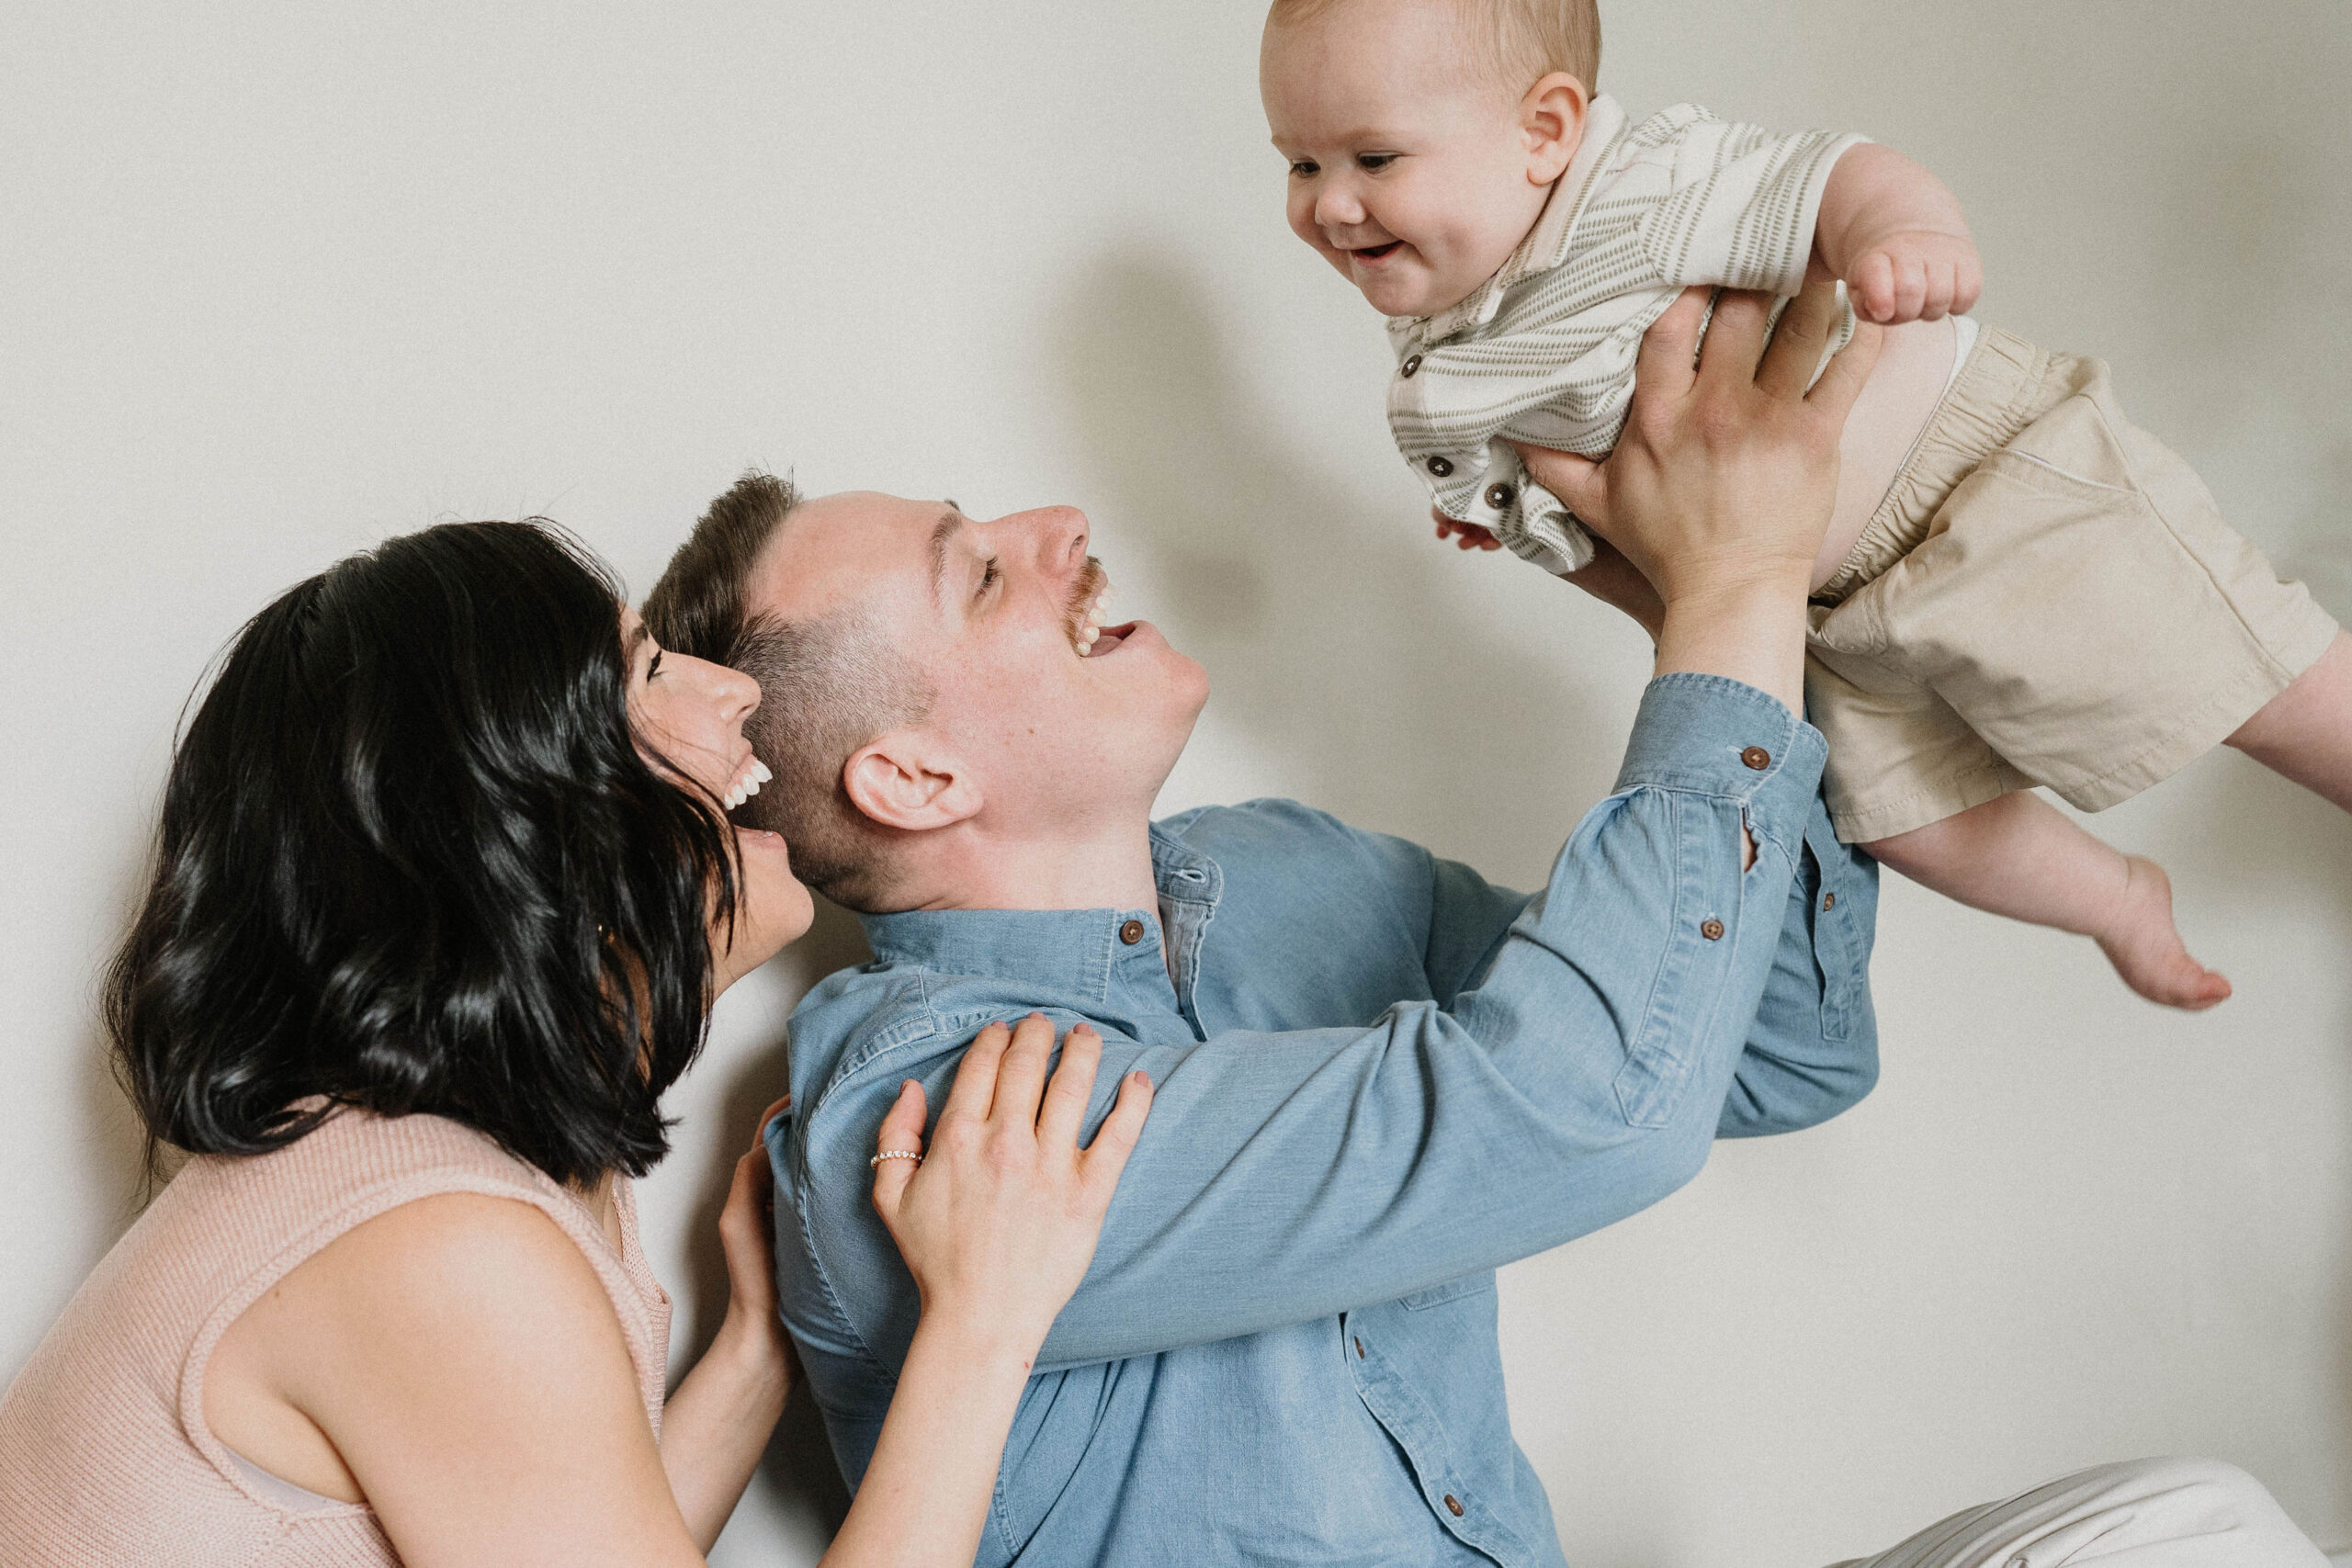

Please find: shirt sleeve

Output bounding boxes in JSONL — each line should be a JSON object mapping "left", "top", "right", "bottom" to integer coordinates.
{"left": 1005, "top": 673, "right": 1863, "bottom": 1365}
{"left": 1635, "top": 111, "right": 1869, "bottom": 296}
{"left": 1390, "top": 795, "right": 1878, "bottom": 1135}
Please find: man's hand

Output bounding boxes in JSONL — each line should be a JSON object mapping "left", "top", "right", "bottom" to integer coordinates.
{"left": 1514, "top": 276, "right": 1880, "bottom": 711}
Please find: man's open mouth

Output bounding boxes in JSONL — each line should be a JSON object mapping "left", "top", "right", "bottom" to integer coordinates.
{"left": 1071, "top": 566, "right": 1127, "bottom": 658}
{"left": 1351, "top": 242, "right": 1402, "bottom": 261}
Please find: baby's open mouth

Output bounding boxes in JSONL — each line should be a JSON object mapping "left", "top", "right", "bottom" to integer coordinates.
{"left": 1351, "top": 242, "right": 1402, "bottom": 261}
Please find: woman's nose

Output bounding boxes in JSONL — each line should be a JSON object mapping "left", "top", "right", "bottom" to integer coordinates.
{"left": 694, "top": 657, "right": 761, "bottom": 723}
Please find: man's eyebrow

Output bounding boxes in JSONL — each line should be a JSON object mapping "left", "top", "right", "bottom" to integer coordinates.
{"left": 624, "top": 619, "right": 651, "bottom": 662}
{"left": 928, "top": 509, "right": 965, "bottom": 612}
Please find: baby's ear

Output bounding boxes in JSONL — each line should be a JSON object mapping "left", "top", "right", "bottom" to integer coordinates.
{"left": 1521, "top": 71, "right": 1589, "bottom": 184}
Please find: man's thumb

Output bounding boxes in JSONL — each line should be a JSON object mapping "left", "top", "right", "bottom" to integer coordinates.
{"left": 1512, "top": 441, "right": 1604, "bottom": 525}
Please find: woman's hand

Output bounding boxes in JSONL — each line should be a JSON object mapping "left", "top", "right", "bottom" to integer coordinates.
{"left": 869, "top": 1014, "right": 1153, "bottom": 1358}
{"left": 711, "top": 1097, "right": 795, "bottom": 1369}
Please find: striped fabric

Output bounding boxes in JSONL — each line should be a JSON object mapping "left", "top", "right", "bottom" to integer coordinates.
{"left": 1387, "top": 96, "right": 1866, "bottom": 573}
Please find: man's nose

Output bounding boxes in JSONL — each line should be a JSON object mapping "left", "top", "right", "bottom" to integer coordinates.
{"left": 1003, "top": 504, "right": 1091, "bottom": 580}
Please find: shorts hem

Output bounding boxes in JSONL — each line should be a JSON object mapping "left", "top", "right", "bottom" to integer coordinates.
{"left": 1828, "top": 761, "right": 2033, "bottom": 843}
{"left": 2048, "top": 607, "right": 2339, "bottom": 812}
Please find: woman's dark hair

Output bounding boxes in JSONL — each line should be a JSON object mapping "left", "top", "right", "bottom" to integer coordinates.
{"left": 106, "top": 520, "right": 739, "bottom": 1189}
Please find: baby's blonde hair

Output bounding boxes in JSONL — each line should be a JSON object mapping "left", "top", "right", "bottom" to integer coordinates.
{"left": 1265, "top": 0, "right": 1601, "bottom": 94}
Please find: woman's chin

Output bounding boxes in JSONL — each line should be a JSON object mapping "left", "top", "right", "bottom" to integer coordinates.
{"left": 727, "top": 826, "right": 815, "bottom": 972}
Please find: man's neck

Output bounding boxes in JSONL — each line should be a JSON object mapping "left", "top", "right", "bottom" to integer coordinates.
{"left": 906, "top": 813, "right": 1161, "bottom": 916}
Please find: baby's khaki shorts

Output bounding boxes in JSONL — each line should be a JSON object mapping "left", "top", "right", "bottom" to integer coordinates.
{"left": 1805, "top": 325, "right": 2339, "bottom": 844}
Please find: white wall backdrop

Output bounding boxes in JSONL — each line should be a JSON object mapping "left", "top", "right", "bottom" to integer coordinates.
{"left": 5, "top": 2, "right": 2348, "bottom": 1562}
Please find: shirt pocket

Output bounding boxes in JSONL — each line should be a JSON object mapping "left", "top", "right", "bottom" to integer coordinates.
{"left": 1397, "top": 1273, "right": 1498, "bottom": 1313}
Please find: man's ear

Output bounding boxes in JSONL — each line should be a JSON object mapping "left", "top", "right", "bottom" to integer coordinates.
{"left": 842, "top": 730, "right": 982, "bottom": 832}
{"left": 1521, "top": 72, "right": 1589, "bottom": 185}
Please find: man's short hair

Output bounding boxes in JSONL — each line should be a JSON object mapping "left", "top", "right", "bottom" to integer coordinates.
{"left": 642, "top": 471, "right": 932, "bottom": 911}
{"left": 1265, "top": 0, "right": 1600, "bottom": 94}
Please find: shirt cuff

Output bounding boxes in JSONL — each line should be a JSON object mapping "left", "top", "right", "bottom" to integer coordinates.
{"left": 1611, "top": 672, "right": 1828, "bottom": 859}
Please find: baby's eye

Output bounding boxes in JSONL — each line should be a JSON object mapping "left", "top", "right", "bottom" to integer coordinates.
{"left": 1356, "top": 152, "right": 1398, "bottom": 172}
{"left": 1288, "top": 159, "right": 1319, "bottom": 178}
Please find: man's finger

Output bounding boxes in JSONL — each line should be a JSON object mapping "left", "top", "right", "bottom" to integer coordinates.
{"left": 1804, "top": 313, "right": 1884, "bottom": 426}
{"left": 939, "top": 1020, "right": 1012, "bottom": 1126}
{"left": 1632, "top": 286, "right": 1709, "bottom": 403}
{"left": 1697, "top": 288, "right": 1774, "bottom": 382}
{"left": 1079, "top": 1068, "right": 1156, "bottom": 1206}
{"left": 1753, "top": 276, "right": 1841, "bottom": 400}
{"left": 1036, "top": 1025, "right": 1102, "bottom": 1150}
{"left": 990, "top": 1012, "right": 1057, "bottom": 1133}
{"left": 869, "top": 1078, "right": 927, "bottom": 1223}
{"left": 1510, "top": 441, "right": 1606, "bottom": 528}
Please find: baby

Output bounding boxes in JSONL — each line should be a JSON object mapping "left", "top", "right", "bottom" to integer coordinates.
{"left": 1260, "top": 0, "right": 2352, "bottom": 1008}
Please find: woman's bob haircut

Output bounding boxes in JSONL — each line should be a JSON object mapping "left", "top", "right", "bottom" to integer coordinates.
{"left": 107, "top": 520, "right": 740, "bottom": 1190}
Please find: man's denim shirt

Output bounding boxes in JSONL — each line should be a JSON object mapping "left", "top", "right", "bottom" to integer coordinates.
{"left": 767, "top": 675, "right": 1880, "bottom": 1567}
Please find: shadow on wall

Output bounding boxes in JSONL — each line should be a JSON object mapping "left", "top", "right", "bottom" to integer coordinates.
{"left": 1044, "top": 243, "right": 1629, "bottom": 862}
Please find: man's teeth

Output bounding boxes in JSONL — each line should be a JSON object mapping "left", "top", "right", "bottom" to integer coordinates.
{"left": 1075, "top": 583, "right": 1114, "bottom": 655}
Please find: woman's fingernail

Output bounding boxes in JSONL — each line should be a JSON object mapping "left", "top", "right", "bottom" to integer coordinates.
{"left": 1128, "top": 1071, "right": 1150, "bottom": 1088}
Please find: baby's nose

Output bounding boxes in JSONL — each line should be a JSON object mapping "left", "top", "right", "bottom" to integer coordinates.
{"left": 1315, "top": 186, "right": 1367, "bottom": 231}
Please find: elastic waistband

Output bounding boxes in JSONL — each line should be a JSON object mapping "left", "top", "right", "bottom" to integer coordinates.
{"left": 1813, "top": 326, "right": 2071, "bottom": 604}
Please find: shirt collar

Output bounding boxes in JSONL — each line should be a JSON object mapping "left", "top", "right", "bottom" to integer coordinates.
{"left": 1406, "top": 93, "right": 1632, "bottom": 344}
{"left": 856, "top": 825, "right": 1223, "bottom": 1007}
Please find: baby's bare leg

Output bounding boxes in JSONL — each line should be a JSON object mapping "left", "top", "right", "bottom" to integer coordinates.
{"left": 2225, "top": 629, "right": 2352, "bottom": 811}
{"left": 1861, "top": 793, "right": 2231, "bottom": 1010}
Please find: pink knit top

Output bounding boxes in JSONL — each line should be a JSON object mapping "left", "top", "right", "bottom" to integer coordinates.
{"left": 0, "top": 1105, "right": 672, "bottom": 1566}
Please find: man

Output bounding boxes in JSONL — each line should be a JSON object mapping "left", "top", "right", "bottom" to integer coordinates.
{"left": 648, "top": 282, "right": 2323, "bottom": 1566}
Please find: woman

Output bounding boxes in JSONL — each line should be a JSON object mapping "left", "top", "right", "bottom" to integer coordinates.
{"left": 0, "top": 519, "right": 1151, "bottom": 1566}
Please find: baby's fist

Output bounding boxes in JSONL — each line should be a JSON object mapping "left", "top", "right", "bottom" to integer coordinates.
{"left": 1846, "top": 229, "right": 1982, "bottom": 324}
{"left": 1433, "top": 511, "right": 1503, "bottom": 553}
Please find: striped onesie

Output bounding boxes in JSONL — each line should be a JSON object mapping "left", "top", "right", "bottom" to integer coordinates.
{"left": 1387, "top": 93, "right": 1864, "bottom": 574}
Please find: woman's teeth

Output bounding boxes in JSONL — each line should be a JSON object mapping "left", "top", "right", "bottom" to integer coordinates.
{"left": 722, "top": 757, "right": 773, "bottom": 810}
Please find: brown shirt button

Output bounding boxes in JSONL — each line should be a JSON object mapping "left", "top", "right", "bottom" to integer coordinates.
{"left": 1118, "top": 919, "right": 1146, "bottom": 945}
{"left": 1427, "top": 455, "right": 1454, "bottom": 478}
{"left": 1483, "top": 482, "right": 1514, "bottom": 510}
{"left": 1740, "top": 746, "right": 1771, "bottom": 771}
{"left": 1443, "top": 1495, "right": 1464, "bottom": 1517}
{"left": 1400, "top": 353, "right": 1423, "bottom": 378}
{"left": 1823, "top": 891, "right": 1837, "bottom": 910}
{"left": 1700, "top": 918, "right": 1725, "bottom": 942}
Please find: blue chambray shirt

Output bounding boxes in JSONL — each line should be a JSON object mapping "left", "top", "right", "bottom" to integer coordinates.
{"left": 766, "top": 675, "right": 1880, "bottom": 1566}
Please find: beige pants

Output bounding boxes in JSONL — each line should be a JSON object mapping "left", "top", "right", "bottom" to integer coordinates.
{"left": 1805, "top": 327, "right": 2339, "bottom": 843}
{"left": 1828, "top": 1457, "right": 2327, "bottom": 1567}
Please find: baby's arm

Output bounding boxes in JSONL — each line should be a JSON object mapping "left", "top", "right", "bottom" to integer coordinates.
{"left": 1814, "top": 143, "right": 1982, "bottom": 324}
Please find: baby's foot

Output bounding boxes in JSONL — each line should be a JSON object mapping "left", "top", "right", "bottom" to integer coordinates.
{"left": 2094, "top": 855, "right": 2232, "bottom": 1010}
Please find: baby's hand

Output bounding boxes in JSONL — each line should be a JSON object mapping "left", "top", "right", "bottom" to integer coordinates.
{"left": 1433, "top": 510, "right": 1503, "bottom": 553}
{"left": 1844, "top": 228, "right": 1981, "bottom": 324}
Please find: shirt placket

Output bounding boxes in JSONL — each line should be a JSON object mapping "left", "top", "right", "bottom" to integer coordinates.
{"left": 1340, "top": 1313, "right": 1530, "bottom": 1566}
